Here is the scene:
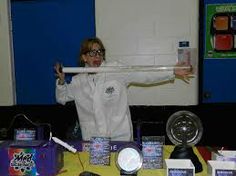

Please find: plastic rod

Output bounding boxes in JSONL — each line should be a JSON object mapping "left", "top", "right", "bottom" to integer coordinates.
{"left": 62, "top": 65, "right": 191, "bottom": 73}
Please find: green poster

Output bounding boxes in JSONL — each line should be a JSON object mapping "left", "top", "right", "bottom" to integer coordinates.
{"left": 205, "top": 4, "right": 236, "bottom": 58}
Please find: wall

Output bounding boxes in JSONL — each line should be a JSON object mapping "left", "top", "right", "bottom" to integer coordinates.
{"left": 11, "top": 0, "right": 95, "bottom": 104}
{"left": 2, "top": 0, "right": 197, "bottom": 105}
{"left": 0, "top": 0, "right": 15, "bottom": 105}
{"left": 96, "top": 0, "right": 199, "bottom": 105}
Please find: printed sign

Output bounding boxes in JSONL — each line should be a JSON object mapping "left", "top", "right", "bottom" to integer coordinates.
{"left": 8, "top": 148, "right": 37, "bottom": 176}
{"left": 142, "top": 136, "right": 164, "bottom": 169}
{"left": 168, "top": 168, "right": 194, "bottom": 176}
{"left": 215, "top": 169, "right": 236, "bottom": 176}
{"left": 89, "top": 137, "right": 111, "bottom": 166}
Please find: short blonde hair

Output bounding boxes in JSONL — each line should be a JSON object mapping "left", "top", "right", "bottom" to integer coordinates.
{"left": 79, "top": 37, "right": 105, "bottom": 66}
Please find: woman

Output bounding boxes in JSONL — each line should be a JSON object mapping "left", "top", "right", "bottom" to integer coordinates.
{"left": 54, "top": 37, "right": 191, "bottom": 141}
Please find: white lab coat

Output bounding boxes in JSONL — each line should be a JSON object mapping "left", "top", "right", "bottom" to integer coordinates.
{"left": 55, "top": 61, "right": 175, "bottom": 141}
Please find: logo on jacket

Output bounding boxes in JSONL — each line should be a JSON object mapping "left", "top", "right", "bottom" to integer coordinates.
{"left": 105, "top": 86, "right": 115, "bottom": 95}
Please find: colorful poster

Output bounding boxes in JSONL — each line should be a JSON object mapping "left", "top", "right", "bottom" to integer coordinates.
{"left": 8, "top": 148, "right": 37, "bottom": 176}
{"left": 89, "top": 137, "right": 111, "bottom": 166}
{"left": 205, "top": 4, "right": 236, "bottom": 58}
{"left": 142, "top": 136, "right": 165, "bottom": 169}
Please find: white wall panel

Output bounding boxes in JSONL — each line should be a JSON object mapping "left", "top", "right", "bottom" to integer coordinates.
{"left": 0, "top": 0, "right": 15, "bottom": 105}
{"left": 96, "top": 0, "right": 199, "bottom": 105}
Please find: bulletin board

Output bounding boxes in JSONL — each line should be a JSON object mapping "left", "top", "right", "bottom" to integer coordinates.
{"left": 205, "top": 3, "right": 236, "bottom": 58}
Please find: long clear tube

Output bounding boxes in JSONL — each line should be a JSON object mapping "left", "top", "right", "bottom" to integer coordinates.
{"left": 62, "top": 65, "right": 191, "bottom": 73}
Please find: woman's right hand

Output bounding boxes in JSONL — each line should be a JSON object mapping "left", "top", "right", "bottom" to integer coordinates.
{"left": 54, "top": 62, "right": 65, "bottom": 85}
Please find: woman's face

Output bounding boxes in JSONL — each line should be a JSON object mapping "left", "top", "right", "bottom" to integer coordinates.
{"left": 82, "top": 43, "right": 105, "bottom": 67}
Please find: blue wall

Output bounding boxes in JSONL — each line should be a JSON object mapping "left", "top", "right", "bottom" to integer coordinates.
{"left": 12, "top": 0, "right": 236, "bottom": 104}
{"left": 11, "top": 0, "right": 95, "bottom": 104}
{"left": 202, "top": 0, "right": 236, "bottom": 103}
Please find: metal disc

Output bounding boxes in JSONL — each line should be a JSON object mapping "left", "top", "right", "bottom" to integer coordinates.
{"left": 166, "top": 110, "right": 203, "bottom": 146}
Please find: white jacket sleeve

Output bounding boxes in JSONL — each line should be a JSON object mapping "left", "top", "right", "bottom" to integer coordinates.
{"left": 126, "top": 70, "right": 175, "bottom": 85}
{"left": 105, "top": 60, "right": 175, "bottom": 85}
{"left": 55, "top": 79, "right": 75, "bottom": 105}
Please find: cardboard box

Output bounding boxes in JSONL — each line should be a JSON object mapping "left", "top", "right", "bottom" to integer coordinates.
{"left": 212, "top": 150, "right": 236, "bottom": 163}
{"left": 165, "top": 159, "right": 195, "bottom": 176}
{"left": 207, "top": 160, "right": 236, "bottom": 176}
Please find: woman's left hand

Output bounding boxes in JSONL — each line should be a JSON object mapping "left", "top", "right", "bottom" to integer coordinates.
{"left": 174, "top": 62, "right": 194, "bottom": 83}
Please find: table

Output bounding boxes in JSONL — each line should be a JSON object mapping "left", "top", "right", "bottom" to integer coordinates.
{"left": 58, "top": 145, "right": 207, "bottom": 176}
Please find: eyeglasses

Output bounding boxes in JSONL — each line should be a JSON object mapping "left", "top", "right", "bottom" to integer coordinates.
{"left": 87, "top": 49, "right": 105, "bottom": 57}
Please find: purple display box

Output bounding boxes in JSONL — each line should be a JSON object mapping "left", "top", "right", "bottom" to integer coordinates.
{"left": 0, "top": 140, "right": 63, "bottom": 176}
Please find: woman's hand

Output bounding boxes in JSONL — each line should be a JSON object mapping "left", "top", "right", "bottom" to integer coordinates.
{"left": 174, "top": 62, "right": 194, "bottom": 83}
{"left": 54, "top": 62, "right": 65, "bottom": 85}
